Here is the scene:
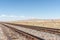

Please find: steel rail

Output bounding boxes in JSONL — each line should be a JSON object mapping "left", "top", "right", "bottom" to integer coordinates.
{"left": 2, "top": 23, "right": 44, "bottom": 40}
{"left": 2, "top": 22, "right": 60, "bottom": 35}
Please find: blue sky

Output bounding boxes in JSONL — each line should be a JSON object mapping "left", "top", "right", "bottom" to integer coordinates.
{"left": 0, "top": 0, "right": 60, "bottom": 21}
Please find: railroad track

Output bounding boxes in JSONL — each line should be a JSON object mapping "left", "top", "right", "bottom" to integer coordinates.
{"left": 2, "top": 22, "right": 60, "bottom": 35}
{"left": 1, "top": 24, "right": 23, "bottom": 40}
{"left": 0, "top": 23, "right": 44, "bottom": 40}
{"left": 0, "top": 22, "right": 60, "bottom": 40}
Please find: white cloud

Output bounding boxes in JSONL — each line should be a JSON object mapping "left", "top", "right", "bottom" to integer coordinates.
{"left": 0, "top": 14, "right": 25, "bottom": 18}
{"left": 0, "top": 14, "right": 36, "bottom": 21}
{"left": 0, "top": 14, "right": 6, "bottom": 17}
{"left": 0, "top": 14, "right": 25, "bottom": 21}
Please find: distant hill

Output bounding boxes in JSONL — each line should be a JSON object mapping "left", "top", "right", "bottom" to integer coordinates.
{"left": 12, "top": 19, "right": 60, "bottom": 29}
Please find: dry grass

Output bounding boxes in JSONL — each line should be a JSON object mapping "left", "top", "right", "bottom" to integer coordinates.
{"left": 12, "top": 19, "right": 60, "bottom": 29}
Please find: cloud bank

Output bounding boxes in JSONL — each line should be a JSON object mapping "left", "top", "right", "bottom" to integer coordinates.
{"left": 0, "top": 14, "right": 36, "bottom": 21}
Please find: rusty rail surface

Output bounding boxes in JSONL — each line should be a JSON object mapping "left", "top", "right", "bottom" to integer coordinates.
{"left": 1, "top": 23, "right": 44, "bottom": 40}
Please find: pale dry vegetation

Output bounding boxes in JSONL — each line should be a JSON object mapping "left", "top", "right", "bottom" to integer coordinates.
{"left": 12, "top": 19, "right": 60, "bottom": 29}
